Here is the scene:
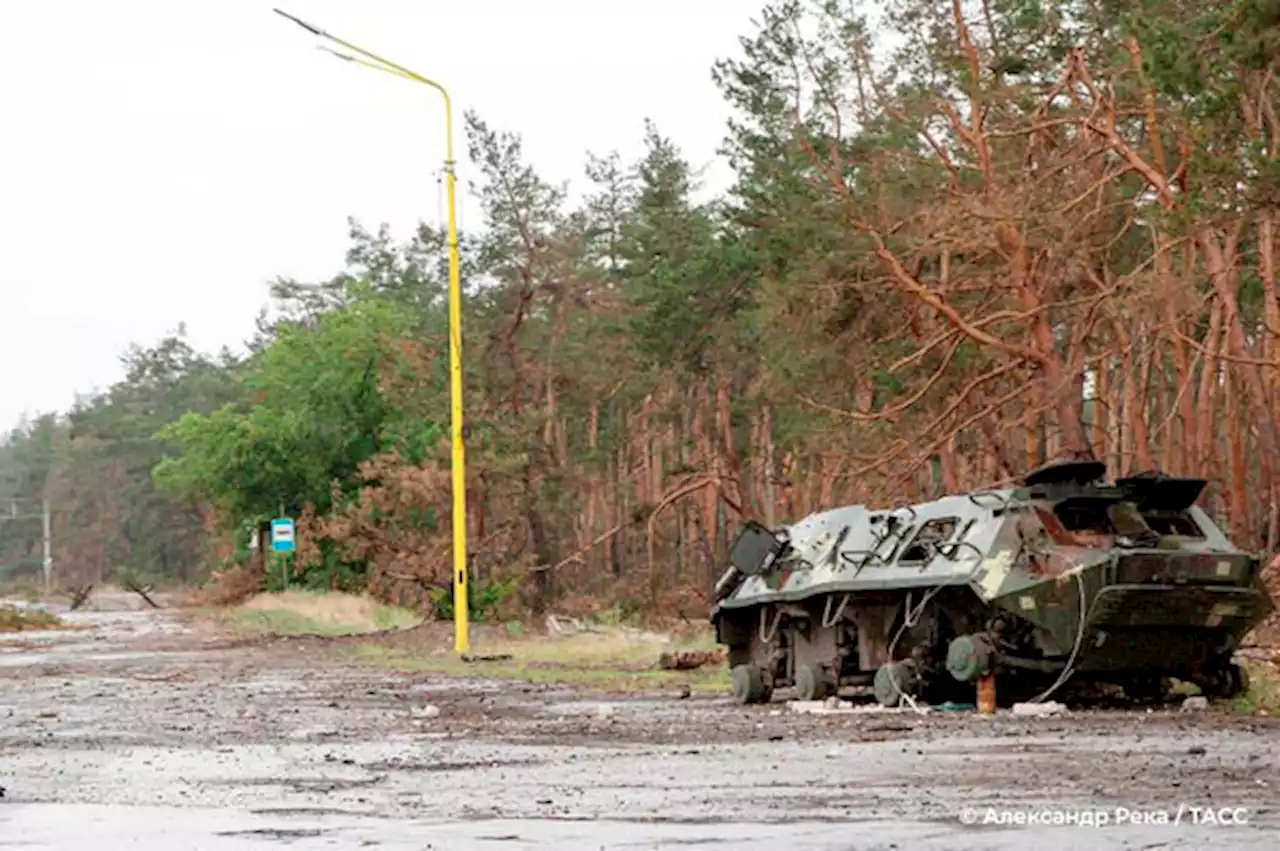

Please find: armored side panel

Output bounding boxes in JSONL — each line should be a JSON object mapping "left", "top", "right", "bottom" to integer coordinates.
{"left": 713, "top": 494, "right": 1011, "bottom": 611}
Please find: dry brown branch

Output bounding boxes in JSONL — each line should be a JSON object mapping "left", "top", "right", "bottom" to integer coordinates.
{"left": 987, "top": 116, "right": 1087, "bottom": 139}
{"left": 1123, "top": 37, "right": 1170, "bottom": 178}
{"left": 879, "top": 380, "right": 1039, "bottom": 489}
{"left": 795, "top": 335, "right": 965, "bottom": 422}
{"left": 1150, "top": 339, "right": 1206, "bottom": 444}
{"left": 64, "top": 584, "right": 93, "bottom": 611}
{"left": 863, "top": 229, "right": 1047, "bottom": 364}
{"left": 123, "top": 580, "right": 160, "bottom": 609}
{"left": 1168, "top": 324, "right": 1280, "bottom": 367}
{"left": 534, "top": 519, "right": 629, "bottom": 575}
{"left": 918, "top": 359, "right": 1027, "bottom": 440}
{"left": 949, "top": 0, "right": 993, "bottom": 183}
{"left": 1055, "top": 166, "right": 1138, "bottom": 216}
{"left": 890, "top": 328, "right": 963, "bottom": 374}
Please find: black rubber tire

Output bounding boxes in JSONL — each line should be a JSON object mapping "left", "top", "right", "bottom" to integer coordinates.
{"left": 1232, "top": 663, "right": 1251, "bottom": 698}
{"left": 793, "top": 663, "right": 831, "bottom": 701}
{"left": 1201, "top": 662, "right": 1249, "bottom": 700}
{"left": 873, "top": 660, "right": 919, "bottom": 707}
{"left": 1220, "top": 663, "right": 1249, "bottom": 699}
{"left": 731, "top": 664, "right": 771, "bottom": 705}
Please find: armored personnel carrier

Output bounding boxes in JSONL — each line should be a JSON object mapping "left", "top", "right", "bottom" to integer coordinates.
{"left": 711, "top": 460, "right": 1274, "bottom": 706}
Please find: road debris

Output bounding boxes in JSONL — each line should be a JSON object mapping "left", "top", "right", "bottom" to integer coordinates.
{"left": 544, "top": 615, "right": 585, "bottom": 635}
{"left": 787, "top": 698, "right": 919, "bottom": 715}
{"left": 1012, "top": 701, "right": 1068, "bottom": 717}
{"left": 657, "top": 648, "right": 726, "bottom": 670}
{"left": 460, "top": 653, "right": 514, "bottom": 663}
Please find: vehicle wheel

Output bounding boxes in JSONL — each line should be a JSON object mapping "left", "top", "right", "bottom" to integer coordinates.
{"left": 1231, "top": 663, "right": 1251, "bottom": 698}
{"left": 793, "top": 663, "right": 831, "bottom": 701}
{"left": 873, "top": 660, "right": 919, "bottom": 707}
{"left": 1204, "top": 663, "right": 1249, "bottom": 699}
{"left": 731, "top": 664, "right": 772, "bottom": 705}
{"left": 1123, "top": 674, "right": 1170, "bottom": 705}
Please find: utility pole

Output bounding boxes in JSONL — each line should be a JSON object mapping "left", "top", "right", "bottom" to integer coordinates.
{"left": 42, "top": 497, "right": 52, "bottom": 592}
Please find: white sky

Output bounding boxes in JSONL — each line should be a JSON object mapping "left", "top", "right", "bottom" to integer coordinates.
{"left": 0, "top": 0, "right": 760, "bottom": 432}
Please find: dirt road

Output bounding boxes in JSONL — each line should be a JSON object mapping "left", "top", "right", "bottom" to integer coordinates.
{"left": 2, "top": 601, "right": 1279, "bottom": 850}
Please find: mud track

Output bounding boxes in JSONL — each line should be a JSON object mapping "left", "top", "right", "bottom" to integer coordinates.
{"left": 2, "top": 600, "right": 1279, "bottom": 849}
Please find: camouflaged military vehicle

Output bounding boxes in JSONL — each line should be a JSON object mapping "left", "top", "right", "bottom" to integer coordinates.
{"left": 711, "top": 460, "right": 1275, "bottom": 706}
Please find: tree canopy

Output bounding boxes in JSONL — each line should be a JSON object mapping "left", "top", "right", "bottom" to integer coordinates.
{"left": 2, "top": 0, "right": 1277, "bottom": 617}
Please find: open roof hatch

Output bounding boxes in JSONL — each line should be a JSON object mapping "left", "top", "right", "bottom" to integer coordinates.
{"left": 1023, "top": 459, "right": 1108, "bottom": 488}
{"left": 1115, "top": 471, "right": 1208, "bottom": 511}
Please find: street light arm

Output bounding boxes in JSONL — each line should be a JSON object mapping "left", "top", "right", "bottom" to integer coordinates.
{"left": 272, "top": 7, "right": 324, "bottom": 36}
{"left": 273, "top": 7, "right": 455, "bottom": 162}
{"left": 316, "top": 46, "right": 418, "bottom": 83}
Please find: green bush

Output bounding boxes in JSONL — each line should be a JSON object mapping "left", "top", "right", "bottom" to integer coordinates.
{"left": 430, "top": 575, "right": 519, "bottom": 623}
{"left": 266, "top": 542, "right": 367, "bottom": 593}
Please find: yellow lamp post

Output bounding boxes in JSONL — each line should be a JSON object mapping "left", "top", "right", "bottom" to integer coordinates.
{"left": 273, "top": 8, "right": 471, "bottom": 654}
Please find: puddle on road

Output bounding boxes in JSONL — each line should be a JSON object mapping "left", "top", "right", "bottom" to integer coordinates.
{"left": 362, "top": 755, "right": 549, "bottom": 773}
{"left": 0, "top": 649, "right": 207, "bottom": 669}
{"left": 538, "top": 697, "right": 736, "bottom": 719}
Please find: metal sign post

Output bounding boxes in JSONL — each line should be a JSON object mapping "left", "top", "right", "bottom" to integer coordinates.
{"left": 270, "top": 517, "right": 296, "bottom": 589}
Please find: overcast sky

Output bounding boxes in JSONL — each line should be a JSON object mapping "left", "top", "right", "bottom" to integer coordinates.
{"left": 0, "top": 0, "right": 760, "bottom": 432}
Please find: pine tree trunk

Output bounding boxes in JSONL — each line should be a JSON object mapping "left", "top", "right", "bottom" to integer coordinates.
{"left": 1164, "top": 301, "right": 1197, "bottom": 472}
{"left": 1200, "top": 231, "right": 1280, "bottom": 466}
{"left": 586, "top": 402, "right": 600, "bottom": 575}
{"left": 1092, "top": 360, "right": 1110, "bottom": 462}
{"left": 1195, "top": 300, "right": 1224, "bottom": 475}
{"left": 1122, "top": 334, "right": 1156, "bottom": 472}
{"left": 1108, "top": 366, "right": 1124, "bottom": 476}
{"left": 940, "top": 432, "right": 960, "bottom": 493}
{"left": 1262, "top": 214, "right": 1280, "bottom": 440}
{"left": 762, "top": 405, "right": 776, "bottom": 527}
{"left": 1226, "top": 370, "right": 1248, "bottom": 541}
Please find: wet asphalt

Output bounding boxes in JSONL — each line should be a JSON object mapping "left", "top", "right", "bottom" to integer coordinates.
{"left": 2, "top": 599, "right": 1279, "bottom": 849}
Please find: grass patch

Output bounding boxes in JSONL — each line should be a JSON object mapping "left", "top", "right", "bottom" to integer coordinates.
{"left": 348, "top": 626, "right": 731, "bottom": 694}
{"left": 0, "top": 605, "right": 64, "bottom": 633}
{"left": 1167, "top": 663, "right": 1280, "bottom": 715}
{"left": 225, "top": 591, "right": 422, "bottom": 637}
{"left": 0, "top": 581, "right": 49, "bottom": 604}
{"left": 1230, "top": 663, "right": 1280, "bottom": 715}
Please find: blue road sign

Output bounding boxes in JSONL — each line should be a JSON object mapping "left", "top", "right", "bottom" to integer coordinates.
{"left": 270, "top": 517, "right": 296, "bottom": 554}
